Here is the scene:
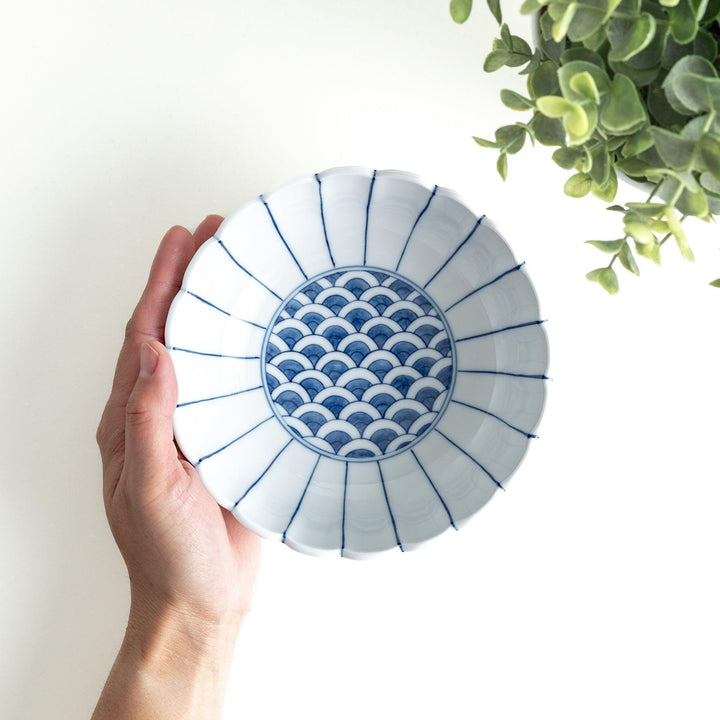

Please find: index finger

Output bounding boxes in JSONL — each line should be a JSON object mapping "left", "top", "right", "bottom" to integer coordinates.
{"left": 110, "top": 215, "right": 225, "bottom": 405}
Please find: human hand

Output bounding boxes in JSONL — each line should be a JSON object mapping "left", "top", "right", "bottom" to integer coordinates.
{"left": 94, "top": 217, "right": 261, "bottom": 719}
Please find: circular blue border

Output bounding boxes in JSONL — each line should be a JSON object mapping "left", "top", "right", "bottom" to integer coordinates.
{"left": 260, "top": 265, "right": 458, "bottom": 463}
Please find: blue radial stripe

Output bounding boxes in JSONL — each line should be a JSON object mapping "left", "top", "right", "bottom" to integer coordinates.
{"left": 450, "top": 399, "right": 538, "bottom": 439}
{"left": 410, "top": 450, "right": 457, "bottom": 530}
{"left": 458, "top": 369, "right": 550, "bottom": 380}
{"left": 456, "top": 319, "right": 546, "bottom": 343}
{"left": 195, "top": 416, "right": 274, "bottom": 465}
{"left": 434, "top": 428, "right": 505, "bottom": 490}
{"left": 216, "top": 238, "right": 282, "bottom": 300}
{"left": 315, "top": 173, "right": 335, "bottom": 267}
{"left": 363, "top": 170, "right": 377, "bottom": 264}
{"left": 185, "top": 291, "right": 266, "bottom": 330}
{"left": 233, "top": 439, "right": 294, "bottom": 509}
{"left": 341, "top": 462, "right": 349, "bottom": 557}
{"left": 177, "top": 386, "right": 263, "bottom": 408}
{"left": 444, "top": 262, "right": 526, "bottom": 312}
{"left": 260, "top": 196, "right": 308, "bottom": 280}
{"left": 377, "top": 461, "right": 404, "bottom": 552}
{"left": 282, "top": 455, "right": 322, "bottom": 542}
{"left": 170, "top": 347, "right": 260, "bottom": 360}
{"left": 423, "top": 214, "right": 485, "bottom": 289}
{"left": 395, "top": 184, "right": 438, "bottom": 272}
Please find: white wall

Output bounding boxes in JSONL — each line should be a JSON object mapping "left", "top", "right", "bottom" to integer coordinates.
{"left": 1, "top": 1, "right": 718, "bottom": 718}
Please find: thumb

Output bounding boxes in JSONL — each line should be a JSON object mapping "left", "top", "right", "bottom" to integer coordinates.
{"left": 124, "top": 340, "right": 179, "bottom": 487}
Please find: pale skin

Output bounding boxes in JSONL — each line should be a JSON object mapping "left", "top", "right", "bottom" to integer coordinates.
{"left": 94, "top": 216, "right": 261, "bottom": 719}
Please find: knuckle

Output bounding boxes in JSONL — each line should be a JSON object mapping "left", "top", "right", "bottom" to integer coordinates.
{"left": 96, "top": 409, "right": 112, "bottom": 454}
{"left": 97, "top": 420, "right": 125, "bottom": 463}
{"left": 124, "top": 316, "right": 137, "bottom": 341}
{"left": 125, "top": 401, "right": 153, "bottom": 429}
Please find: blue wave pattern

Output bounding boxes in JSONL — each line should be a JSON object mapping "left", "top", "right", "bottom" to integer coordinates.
{"left": 263, "top": 268, "right": 455, "bottom": 459}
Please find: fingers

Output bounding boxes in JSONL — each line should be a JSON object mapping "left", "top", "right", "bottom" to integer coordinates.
{"left": 123, "top": 340, "right": 180, "bottom": 492}
{"left": 193, "top": 214, "right": 224, "bottom": 250}
{"left": 127, "top": 225, "right": 197, "bottom": 346}
{"left": 108, "top": 225, "right": 195, "bottom": 406}
{"left": 98, "top": 218, "right": 218, "bottom": 471}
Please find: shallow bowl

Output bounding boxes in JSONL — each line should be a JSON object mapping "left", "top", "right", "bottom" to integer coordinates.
{"left": 166, "top": 167, "right": 549, "bottom": 558}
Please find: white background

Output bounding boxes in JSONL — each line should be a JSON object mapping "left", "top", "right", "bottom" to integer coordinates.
{"left": 2, "top": 1, "right": 719, "bottom": 718}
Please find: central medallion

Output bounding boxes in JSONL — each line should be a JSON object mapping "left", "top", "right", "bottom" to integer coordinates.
{"left": 262, "top": 267, "right": 456, "bottom": 461}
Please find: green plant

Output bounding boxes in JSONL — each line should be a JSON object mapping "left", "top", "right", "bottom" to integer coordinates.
{"left": 451, "top": 0, "right": 720, "bottom": 293}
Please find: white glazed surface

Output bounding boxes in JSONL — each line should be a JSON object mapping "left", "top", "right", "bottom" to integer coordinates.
{"left": 165, "top": 168, "right": 548, "bottom": 557}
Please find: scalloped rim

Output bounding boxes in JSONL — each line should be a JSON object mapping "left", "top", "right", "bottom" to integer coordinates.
{"left": 165, "top": 166, "right": 550, "bottom": 560}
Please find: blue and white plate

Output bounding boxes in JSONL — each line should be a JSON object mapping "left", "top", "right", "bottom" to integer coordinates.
{"left": 166, "top": 168, "right": 548, "bottom": 558}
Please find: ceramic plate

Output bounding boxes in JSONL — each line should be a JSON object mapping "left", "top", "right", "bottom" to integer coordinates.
{"left": 165, "top": 168, "right": 548, "bottom": 558}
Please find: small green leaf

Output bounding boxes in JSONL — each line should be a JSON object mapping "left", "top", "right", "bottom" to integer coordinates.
{"left": 484, "top": 50, "right": 511, "bottom": 72}
{"left": 519, "top": 49, "right": 543, "bottom": 76}
{"left": 663, "top": 55, "right": 718, "bottom": 115}
{"left": 622, "top": 128, "right": 655, "bottom": 158}
{"left": 558, "top": 61, "right": 611, "bottom": 102}
{"left": 608, "top": 14, "right": 656, "bottom": 62}
{"left": 635, "top": 240, "right": 662, "bottom": 265}
{"left": 561, "top": 47, "right": 604, "bottom": 67}
{"left": 651, "top": 127, "right": 697, "bottom": 171}
{"left": 624, "top": 221, "right": 656, "bottom": 243}
{"left": 649, "top": 219, "right": 670, "bottom": 234}
{"left": 586, "top": 239, "right": 625, "bottom": 253}
{"left": 710, "top": 278, "right": 720, "bottom": 287}
{"left": 677, "top": 186, "right": 710, "bottom": 217}
{"left": 509, "top": 35, "right": 532, "bottom": 57}
{"left": 540, "top": 10, "right": 566, "bottom": 64}
{"left": 570, "top": 71, "right": 600, "bottom": 103}
{"left": 591, "top": 170, "right": 618, "bottom": 202}
{"left": 497, "top": 152, "right": 508, "bottom": 180}
{"left": 600, "top": 74, "right": 648, "bottom": 134}
{"left": 487, "top": 0, "right": 501, "bottom": 24}
{"left": 566, "top": 3, "right": 607, "bottom": 42}
{"left": 647, "top": 83, "right": 688, "bottom": 127}
{"left": 500, "top": 23, "right": 512, "bottom": 48}
{"left": 536, "top": 95, "right": 575, "bottom": 118}
{"left": 618, "top": 243, "right": 640, "bottom": 275}
{"left": 473, "top": 136, "right": 501, "bottom": 149}
{"left": 588, "top": 143, "right": 611, "bottom": 187}
{"left": 598, "top": 266, "right": 620, "bottom": 294}
{"left": 625, "top": 202, "right": 667, "bottom": 217}
{"left": 530, "top": 113, "right": 566, "bottom": 146}
{"left": 565, "top": 104, "right": 593, "bottom": 143}
{"left": 700, "top": 171, "right": 720, "bottom": 195}
{"left": 615, "top": 156, "right": 652, "bottom": 178}
{"left": 495, "top": 124, "right": 526, "bottom": 154}
{"left": 500, "top": 89, "right": 535, "bottom": 111}
{"left": 520, "top": 0, "right": 543, "bottom": 13}
{"left": 699, "top": 134, "right": 720, "bottom": 180}
{"left": 553, "top": 2, "right": 577, "bottom": 42}
{"left": 665, "top": 206, "right": 695, "bottom": 260}
{"left": 528, "top": 62, "right": 560, "bottom": 98}
{"left": 668, "top": 0, "right": 698, "bottom": 44}
{"left": 552, "top": 146, "right": 584, "bottom": 169}
{"left": 663, "top": 29, "right": 718, "bottom": 70}
{"left": 450, "top": 0, "right": 473, "bottom": 23}
{"left": 564, "top": 172, "right": 593, "bottom": 197}
{"left": 672, "top": 73, "right": 720, "bottom": 114}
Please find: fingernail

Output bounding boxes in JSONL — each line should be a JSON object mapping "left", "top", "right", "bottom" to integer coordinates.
{"left": 139, "top": 342, "right": 159, "bottom": 378}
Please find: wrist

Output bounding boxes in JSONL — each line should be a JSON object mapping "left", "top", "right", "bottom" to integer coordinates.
{"left": 125, "top": 594, "right": 243, "bottom": 671}
{"left": 120, "top": 596, "right": 241, "bottom": 717}
{"left": 93, "top": 597, "right": 243, "bottom": 720}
